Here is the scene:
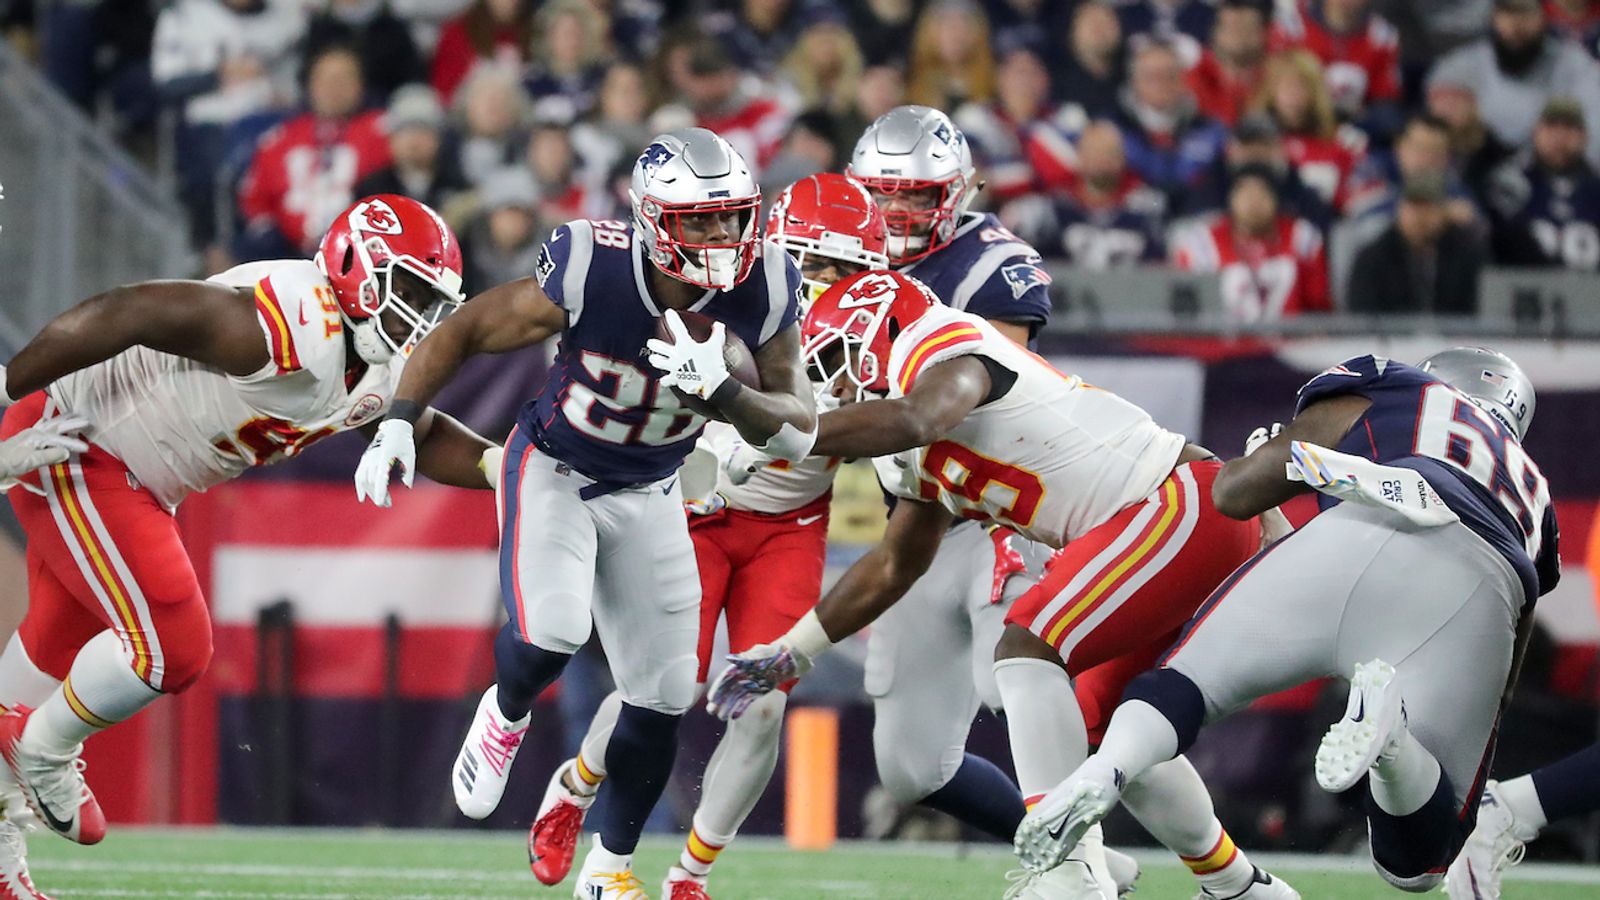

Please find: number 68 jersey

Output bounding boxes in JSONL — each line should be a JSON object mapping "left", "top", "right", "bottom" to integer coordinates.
{"left": 1295, "top": 354, "right": 1560, "bottom": 608}
{"left": 873, "top": 304, "right": 1186, "bottom": 549}
{"left": 45, "top": 260, "right": 402, "bottom": 510}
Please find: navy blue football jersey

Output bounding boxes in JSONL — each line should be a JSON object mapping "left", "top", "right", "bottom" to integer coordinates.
{"left": 1485, "top": 158, "right": 1600, "bottom": 270}
{"left": 899, "top": 213, "right": 1054, "bottom": 340}
{"left": 524, "top": 219, "right": 802, "bottom": 486}
{"left": 1295, "top": 355, "right": 1559, "bottom": 608}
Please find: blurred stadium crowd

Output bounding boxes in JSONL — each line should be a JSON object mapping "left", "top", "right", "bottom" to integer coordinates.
{"left": 2, "top": 0, "right": 1600, "bottom": 316}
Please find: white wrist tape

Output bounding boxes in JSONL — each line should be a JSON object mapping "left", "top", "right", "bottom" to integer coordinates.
{"left": 783, "top": 609, "right": 836, "bottom": 664}
{"left": 0, "top": 365, "right": 13, "bottom": 404}
{"left": 756, "top": 421, "right": 817, "bottom": 463}
{"left": 479, "top": 446, "right": 505, "bottom": 490}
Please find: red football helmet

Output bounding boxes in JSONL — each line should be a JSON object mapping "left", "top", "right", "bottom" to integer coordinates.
{"left": 316, "top": 194, "right": 466, "bottom": 364}
{"left": 802, "top": 269, "right": 937, "bottom": 400}
{"left": 766, "top": 173, "right": 889, "bottom": 306}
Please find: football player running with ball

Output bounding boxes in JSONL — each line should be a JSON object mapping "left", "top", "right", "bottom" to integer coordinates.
{"left": 0, "top": 196, "right": 491, "bottom": 900}
{"left": 524, "top": 173, "right": 885, "bottom": 900}
{"left": 709, "top": 271, "right": 1297, "bottom": 900}
{"left": 353, "top": 129, "right": 815, "bottom": 900}
{"left": 1018, "top": 349, "right": 1557, "bottom": 896}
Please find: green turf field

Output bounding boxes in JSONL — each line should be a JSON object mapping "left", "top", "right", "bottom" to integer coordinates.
{"left": 22, "top": 828, "right": 1600, "bottom": 898}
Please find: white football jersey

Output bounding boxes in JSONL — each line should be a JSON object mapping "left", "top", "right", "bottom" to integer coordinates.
{"left": 47, "top": 260, "right": 402, "bottom": 509}
{"left": 872, "top": 305, "right": 1185, "bottom": 547}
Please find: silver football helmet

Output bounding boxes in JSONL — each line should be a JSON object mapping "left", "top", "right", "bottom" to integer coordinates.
{"left": 629, "top": 128, "right": 761, "bottom": 290}
{"left": 847, "top": 105, "right": 978, "bottom": 265}
{"left": 1418, "top": 347, "right": 1536, "bottom": 439}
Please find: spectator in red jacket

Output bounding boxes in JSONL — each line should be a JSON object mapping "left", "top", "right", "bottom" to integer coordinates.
{"left": 1187, "top": 0, "right": 1270, "bottom": 126}
{"left": 430, "top": 0, "right": 532, "bottom": 104}
{"left": 1174, "top": 163, "right": 1331, "bottom": 320}
{"left": 235, "top": 44, "right": 391, "bottom": 260}
{"left": 1270, "top": 0, "right": 1404, "bottom": 140}
{"left": 1252, "top": 49, "right": 1369, "bottom": 212}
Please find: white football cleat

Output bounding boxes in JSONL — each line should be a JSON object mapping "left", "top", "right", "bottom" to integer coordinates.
{"left": 451, "top": 686, "right": 529, "bottom": 819}
{"left": 1445, "top": 780, "right": 1536, "bottom": 900}
{"left": 529, "top": 759, "right": 595, "bottom": 885}
{"left": 1015, "top": 759, "right": 1125, "bottom": 875}
{"left": 1003, "top": 862, "right": 1110, "bottom": 899}
{"left": 573, "top": 834, "right": 648, "bottom": 900}
{"left": 1193, "top": 866, "right": 1300, "bottom": 899}
{"left": 1104, "top": 846, "right": 1140, "bottom": 896}
{"left": 661, "top": 866, "right": 712, "bottom": 899}
{"left": 1315, "top": 659, "right": 1405, "bottom": 793}
{"left": 0, "top": 820, "right": 50, "bottom": 900}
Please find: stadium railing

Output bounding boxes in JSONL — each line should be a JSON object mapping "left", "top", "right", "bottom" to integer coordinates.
{"left": 0, "top": 38, "right": 194, "bottom": 350}
{"left": 1039, "top": 265, "right": 1600, "bottom": 338}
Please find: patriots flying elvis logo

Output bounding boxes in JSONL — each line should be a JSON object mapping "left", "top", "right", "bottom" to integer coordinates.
{"left": 1001, "top": 263, "right": 1052, "bottom": 300}
{"left": 638, "top": 142, "right": 676, "bottom": 184}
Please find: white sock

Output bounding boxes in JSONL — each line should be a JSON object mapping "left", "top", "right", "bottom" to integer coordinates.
{"left": 0, "top": 633, "right": 62, "bottom": 712}
{"left": 1094, "top": 699, "right": 1180, "bottom": 783}
{"left": 1370, "top": 729, "right": 1442, "bottom": 817}
{"left": 571, "top": 692, "right": 623, "bottom": 797}
{"left": 1497, "top": 774, "right": 1548, "bottom": 833}
{"left": 680, "top": 690, "right": 786, "bottom": 877}
{"left": 993, "top": 658, "right": 1087, "bottom": 803}
{"left": 23, "top": 630, "right": 159, "bottom": 757}
{"left": 1123, "top": 756, "right": 1254, "bottom": 896}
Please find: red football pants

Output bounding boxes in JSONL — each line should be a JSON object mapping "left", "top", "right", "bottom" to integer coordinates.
{"left": 690, "top": 493, "right": 830, "bottom": 685}
{"left": 1004, "top": 461, "right": 1259, "bottom": 742}
{"left": 2, "top": 394, "right": 212, "bottom": 693}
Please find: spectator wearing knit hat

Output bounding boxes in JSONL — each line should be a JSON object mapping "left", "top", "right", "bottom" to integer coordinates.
{"left": 355, "top": 84, "right": 469, "bottom": 216}
{"left": 1485, "top": 96, "right": 1600, "bottom": 267}
{"left": 1430, "top": 0, "right": 1600, "bottom": 167}
{"left": 305, "top": 0, "right": 426, "bottom": 105}
{"left": 463, "top": 167, "right": 543, "bottom": 294}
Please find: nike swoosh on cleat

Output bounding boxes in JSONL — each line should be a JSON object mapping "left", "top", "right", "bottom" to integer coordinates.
{"left": 1046, "top": 817, "right": 1069, "bottom": 841}
{"left": 1352, "top": 696, "right": 1365, "bottom": 723}
{"left": 35, "top": 799, "right": 74, "bottom": 836}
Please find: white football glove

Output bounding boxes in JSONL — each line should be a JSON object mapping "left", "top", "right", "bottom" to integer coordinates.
{"left": 1244, "top": 422, "right": 1283, "bottom": 457}
{"left": 1285, "top": 440, "right": 1460, "bottom": 527}
{"left": 722, "top": 437, "right": 773, "bottom": 486}
{"left": 0, "top": 415, "right": 89, "bottom": 494}
{"left": 646, "top": 309, "right": 730, "bottom": 400}
{"left": 355, "top": 419, "right": 417, "bottom": 507}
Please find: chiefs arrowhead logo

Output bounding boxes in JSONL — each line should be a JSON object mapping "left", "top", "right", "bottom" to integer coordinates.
{"left": 355, "top": 199, "right": 402, "bottom": 235}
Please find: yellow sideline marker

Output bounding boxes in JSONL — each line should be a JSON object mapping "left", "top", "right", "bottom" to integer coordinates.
{"left": 784, "top": 706, "right": 838, "bottom": 849}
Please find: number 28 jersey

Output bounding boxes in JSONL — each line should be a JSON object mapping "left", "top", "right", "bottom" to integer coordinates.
{"left": 1296, "top": 355, "right": 1560, "bottom": 607}
{"left": 526, "top": 220, "right": 801, "bottom": 486}
{"left": 873, "top": 303, "right": 1186, "bottom": 548}
{"left": 46, "top": 260, "right": 402, "bottom": 509}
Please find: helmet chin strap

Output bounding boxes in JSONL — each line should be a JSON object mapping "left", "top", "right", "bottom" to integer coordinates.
{"left": 349, "top": 317, "right": 395, "bottom": 365}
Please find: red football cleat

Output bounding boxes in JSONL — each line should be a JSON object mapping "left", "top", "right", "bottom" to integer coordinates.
{"left": 0, "top": 708, "right": 105, "bottom": 846}
{"left": 663, "top": 867, "right": 712, "bottom": 899}
{"left": 527, "top": 760, "right": 594, "bottom": 885}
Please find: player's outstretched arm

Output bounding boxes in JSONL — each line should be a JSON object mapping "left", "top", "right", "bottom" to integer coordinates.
{"left": 711, "top": 324, "right": 817, "bottom": 460}
{"left": 706, "top": 498, "right": 953, "bottom": 720}
{"left": 3, "top": 281, "right": 269, "bottom": 399}
{"left": 810, "top": 356, "right": 991, "bottom": 459}
{"left": 412, "top": 409, "right": 499, "bottom": 490}
{"left": 389, "top": 277, "right": 564, "bottom": 413}
{"left": 356, "top": 277, "right": 561, "bottom": 507}
{"left": 1212, "top": 394, "right": 1371, "bottom": 519}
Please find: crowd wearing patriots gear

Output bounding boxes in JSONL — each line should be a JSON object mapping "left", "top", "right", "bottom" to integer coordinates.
{"left": 6, "top": 0, "right": 1600, "bottom": 320}
{"left": 4, "top": 1, "right": 1600, "bottom": 899}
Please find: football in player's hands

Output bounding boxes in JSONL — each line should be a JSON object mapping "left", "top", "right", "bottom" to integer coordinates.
{"left": 654, "top": 310, "right": 761, "bottom": 420}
